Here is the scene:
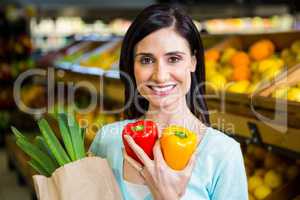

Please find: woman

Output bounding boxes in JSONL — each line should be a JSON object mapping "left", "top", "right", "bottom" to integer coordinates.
{"left": 90, "top": 4, "right": 248, "bottom": 200}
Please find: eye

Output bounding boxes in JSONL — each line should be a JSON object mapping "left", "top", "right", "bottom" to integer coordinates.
{"left": 140, "top": 56, "right": 154, "bottom": 65}
{"left": 168, "top": 56, "right": 181, "bottom": 63}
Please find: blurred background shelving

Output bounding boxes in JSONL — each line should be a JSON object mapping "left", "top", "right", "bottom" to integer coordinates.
{"left": 1, "top": 0, "right": 300, "bottom": 200}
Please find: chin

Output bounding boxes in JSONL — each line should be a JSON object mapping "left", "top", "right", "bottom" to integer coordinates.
{"left": 147, "top": 95, "right": 182, "bottom": 111}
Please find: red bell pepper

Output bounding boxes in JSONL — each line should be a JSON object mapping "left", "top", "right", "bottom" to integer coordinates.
{"left": 122, "top": 120, "right": 158, "bottom": 165}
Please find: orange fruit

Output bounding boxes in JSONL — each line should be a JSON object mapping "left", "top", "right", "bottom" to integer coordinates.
{"left": 249, "top": 39, "right": 275, "bottom": 61}
{"left": 205, "top": 49, "right": 220, "bottom": 61}
{"left": 230, "top": 51, "right": 250, "bottom": 68}
{"left": 232, "top": 65, "right": 251, "bottom": 81}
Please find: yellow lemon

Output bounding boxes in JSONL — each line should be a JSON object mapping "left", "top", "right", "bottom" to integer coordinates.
{"left": 219, "top": 64, "right": 233, "bottom": 80}
{"left": 251, "top": 61, "right": 259, "bottom": 72}
{"left": 264, "top": 170, "right": 283, "bottom": 189}
{"left": 205, "top": 60, "right": 218, "bottom": 70}
{"left": 227, "top": 80, "right": 250, "bottom": 94}
{"left": 205, "top": 60, "right": 218, "bottom": 79}
{"left": 220, "top": 47, "right": 237, "bottom": 64}
{"left": 247, "top": 82, "right": 261, "bottom": 94}
{"left": 248, "top": 176, "right": 264, "bottom": 192}
{"left": 287, "top": 87, "right": 300, "bottom": 102}
{"left": 258, "top": 59, "right": 277, "bottom": 73}
{"left": 272, "top": 86, "right": 290, "bottom": 99}
{"left": 208, "top": 73, "right": 227, "bottom": 90}
{"left": 254, "top": 184, "right": 271, "bottom": 200}
{"left": 291, "top": 40, "right": 300, "bottom": 54}
{"left": 262, "top": 65, "right": 282, "bottom": 80}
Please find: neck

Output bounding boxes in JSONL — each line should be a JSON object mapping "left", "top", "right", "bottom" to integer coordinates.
{"left": 145, "top": 98, "right": 199, "bottom": 132}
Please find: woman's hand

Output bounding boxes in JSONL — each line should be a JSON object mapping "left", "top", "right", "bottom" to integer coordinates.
{"left": 123, "top": 135, "right": 198, "bottom": 200}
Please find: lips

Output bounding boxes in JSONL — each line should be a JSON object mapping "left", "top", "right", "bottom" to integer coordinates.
{"left": 147, "top": 84, "right": 177, "bottom": 96}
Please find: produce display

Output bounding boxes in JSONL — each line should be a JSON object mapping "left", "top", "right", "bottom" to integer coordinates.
{"left": 205, "top": 39, "right": 300, "bottom": 94}
{"left": 244, "top": 144, "right": 300, "bottom": 200}
{"left": 281, "top": 40, "right": 300, "bottom": 67}
{"left": 20, "top": 85, "right": 47, "bottom": 109}
{"left": 0, "top": 111, "right": 10, "bottom": 130}
{"left": 271, "top": 82, "right": 300, "bottom": 103}
{"left": 0, "top": 87, "right": 14, "bottom": 108}
{"left": 30, "top": 17, "right": 131, "bottom": 52}
{"left": 54, "top": 40, "right": 121, "bottom": 73}
{"left": 79, "top": 42, "right": 121, "bottom": 70}
{"left": 58, "top": 42, "right": 102, "bottom": 63}
{"left": 0, "top": 6, "right": 34, "bottom": 81}
{"left": 0, "top": 55, "right": 35, "bottom": 81}
{"left": 12, "top": 113, "right": 86, "bottom": 176}
{"left": 59, "top": 51, "right": 84, "bottom": 63}
{"left": 31, "top": 17, "right": 131, "bottom": 37}
{"left": 203, "top": 15, "right": 294, "bottom": 34}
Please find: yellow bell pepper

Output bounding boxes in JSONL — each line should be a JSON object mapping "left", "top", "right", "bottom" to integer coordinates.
{"left": 160, "top": 125, "right": 197, "bottom": 170}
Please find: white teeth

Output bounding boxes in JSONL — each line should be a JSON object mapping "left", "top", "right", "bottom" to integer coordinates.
{"left": 150, "top": 85, "right": 175, "bottom": 92}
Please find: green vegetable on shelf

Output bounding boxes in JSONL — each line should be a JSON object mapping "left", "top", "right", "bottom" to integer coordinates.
{"left": 11, "top": 112, "right": 86, "bottom": 177}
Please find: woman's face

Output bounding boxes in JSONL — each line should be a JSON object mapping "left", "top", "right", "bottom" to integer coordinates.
{"left": 134, "top": 27, "right": 196, "bottom": 110}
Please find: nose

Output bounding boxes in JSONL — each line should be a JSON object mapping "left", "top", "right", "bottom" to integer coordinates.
{"left": 151, "top": 61, "right": 170, "bottom": 83}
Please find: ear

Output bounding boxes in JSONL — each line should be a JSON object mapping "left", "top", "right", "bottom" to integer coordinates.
{"left": 190, "top": 55, "right": 197, "bottom": 72}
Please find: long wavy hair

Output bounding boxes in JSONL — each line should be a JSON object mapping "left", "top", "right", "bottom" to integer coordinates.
{"left": 119, "top": 4, "right": 210, "bottom": 126}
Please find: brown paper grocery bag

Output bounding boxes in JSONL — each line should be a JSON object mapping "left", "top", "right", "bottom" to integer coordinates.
{"left": 33, "top": 157, "right": 122, "bottom": 200}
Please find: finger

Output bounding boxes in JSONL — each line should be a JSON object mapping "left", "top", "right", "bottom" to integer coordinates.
{"left": 124, "top": 135, "right": 152, "bottom": 167}
{"left": 123, "top": 149, "right": 143, "bottom": 172}
{"left": 153, "top": 141, "right": 167, "bottom": 166}
{"left": 152, "top": 141, "right": 164, "bottom": 184}
{"left": 182, "top": 151, "right": 198, "bottom": 176}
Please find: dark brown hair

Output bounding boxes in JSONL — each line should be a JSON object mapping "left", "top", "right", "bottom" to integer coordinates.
{"left": 119, "top": 4, "right": 210, "bottom": 126}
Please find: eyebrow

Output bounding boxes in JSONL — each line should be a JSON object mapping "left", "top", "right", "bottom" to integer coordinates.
{"left": 134, "top": 53, "right": 153, "bottom": 58}
{"left": 165, "top": 51, "right": 186, "bottom": 56}
{"left": 134, "top": 51, "right": 186, "bottom": 58}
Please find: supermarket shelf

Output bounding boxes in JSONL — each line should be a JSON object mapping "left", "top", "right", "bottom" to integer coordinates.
{"left": 54, "top": 68, "right": 124, "bottom": 106}
{"left": 209, "top": 110, "right": 300, "bottom": 159}
{"left": 55, "top": 62, "right": 120, "bottom": 79}
{"left": 207, "top": 91, "right": 300, "bottom": 129}
{"left": 54, "top": 37, "right": 122, "bottom": 79}
{"left": 74, "top": 34, "right": 121, "bottom": 42}
{"left": 205, "top": 30, "right": 300, "bottom": 158}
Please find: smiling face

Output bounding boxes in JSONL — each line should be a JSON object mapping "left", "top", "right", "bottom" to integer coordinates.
{"left": 134, "top": 27, "right": 196, "bottom": 110}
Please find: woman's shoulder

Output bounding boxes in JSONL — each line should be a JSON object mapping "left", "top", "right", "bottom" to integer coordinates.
{"left": 201, "top": 127, "right": 241, "bottom": 157}
{"left": 194, "top": 127, "right": 244, "bottom": 182}
{"left": 100, "top": 119, "right": 135, "bottom": 133}
{"left": 94, "top": 119, "right": 136, "bottom": 141}
{"left": 194, "top": 127, "right": 247, "bottom": 199}
{"left": 205, "top": 127, "right": 239, "bottom": 147}
{"left": 89, "top": 119, "right": 136, "bottom": 157}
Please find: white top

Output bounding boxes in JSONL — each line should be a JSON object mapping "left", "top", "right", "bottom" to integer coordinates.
{"left": 90, "top": 120, "right": 248, "bottom": 200}
{"left": 124, "top": 180, "right": 150, "bottom": 199}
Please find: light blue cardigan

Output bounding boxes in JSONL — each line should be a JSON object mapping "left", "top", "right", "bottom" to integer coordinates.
{"left": 89, "top": 119, "right": 248, "bottom": 200}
